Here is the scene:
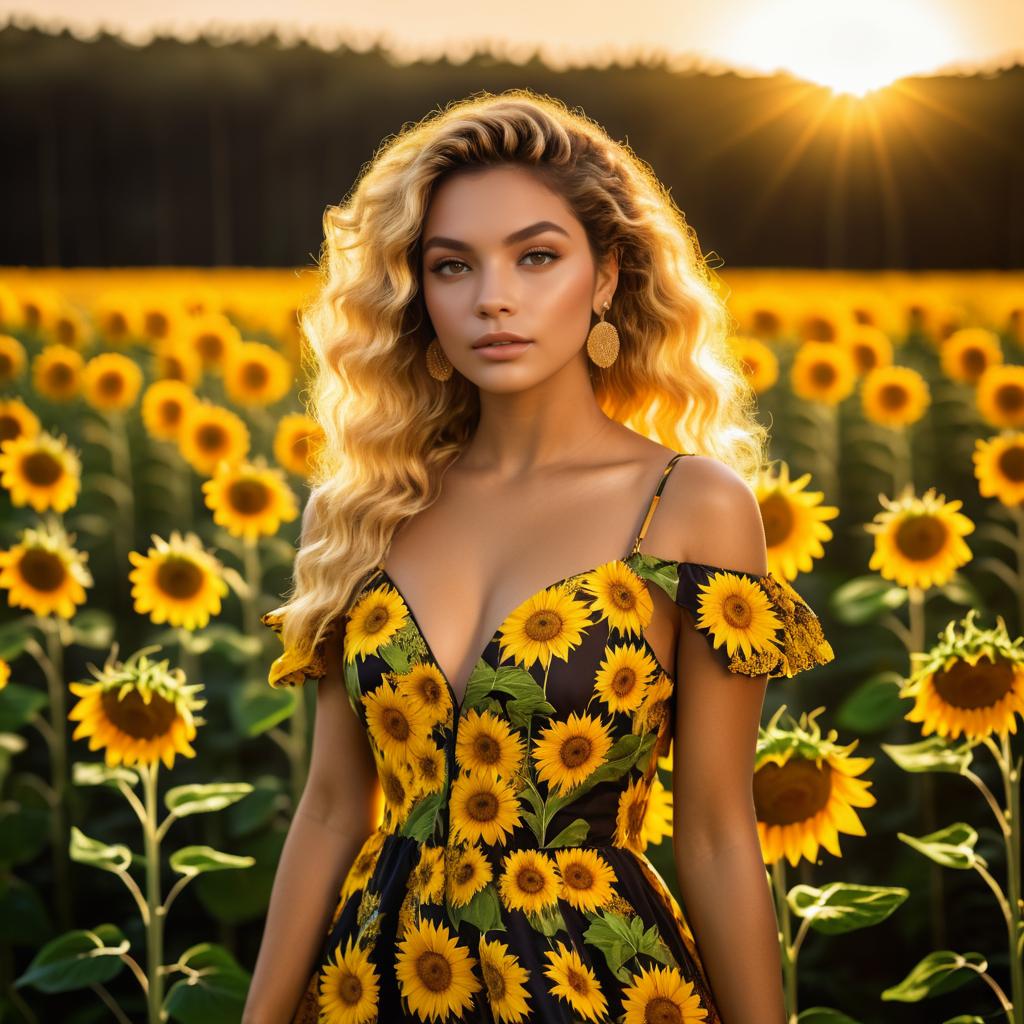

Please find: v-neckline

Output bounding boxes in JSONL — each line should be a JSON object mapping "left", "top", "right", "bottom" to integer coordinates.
{"left": 375, "top": 551, "right": 648, "bottom": 719}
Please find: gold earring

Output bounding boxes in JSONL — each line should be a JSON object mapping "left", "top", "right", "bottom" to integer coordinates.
{"left": 586, "top": 301, "right": 619, "bottom": 367}
{"left": 425, "top": 337, "right": 453, "bottom": 381}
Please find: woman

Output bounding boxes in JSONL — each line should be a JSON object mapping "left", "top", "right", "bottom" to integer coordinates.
{"left": 244, "top": 90, "right": 834, "bottom": 1024}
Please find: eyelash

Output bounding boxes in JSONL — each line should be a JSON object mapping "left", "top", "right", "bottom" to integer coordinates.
{"left": 430, "top": 247, "right": 559, "bottom": 275}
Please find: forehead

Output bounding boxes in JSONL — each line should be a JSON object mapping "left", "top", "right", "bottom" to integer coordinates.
{"left": 423, "top": 165, "right": 578, "bottom": 237}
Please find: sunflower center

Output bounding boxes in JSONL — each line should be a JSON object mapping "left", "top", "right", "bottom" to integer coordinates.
{"left": 197, "top": 333, "right": 224, "bottom": 360}
{"left": 20, "top": 549, "right": 67, "bottom": 592}
{"left": 612, "top": 667, "right": 638, "bottom": 696}
{"left": 760, "top": 493, "right": 794, "bottom": 549}
{"left": 482, "top": 958, "right": 507, "bottom": 1000}
{"left": 364, "top": 605, "right": 393, "bottom": 637}
{"left": 197, "top": 423, "right": 228, "bottom": 453}
{"left": 98, "top": 371, "right": 124, "bottom": 397}
{"left": 723, "top": 595, "right": 753, "bottom": 630}
{"left": 337, "top": 970, "right": 364, "bottom": 1005}
{"left": 627, "top": 792, "right": 647, "bottom": 836}
{"left": 997, "top": 446, "right": 1024, "bottom": 483}
{"left": 611, "top": 583, "right": 637, "bottom": 613}
{"left": 243, "top": 362, "right": 269, "bottom": 389}
{"left": 454, "top": 861, "right": 475, "bottom": 885}
{"left": 473, "top": 734, "right": 501, "bottom": 765}
{"left": 23, "top": 450, "right": 63, "bottom": 486}
{"left": 48, "top": 362, "right": 75, "bottom": 386}
{"left": 524, "top": 610, "right": 564, "bottom": 642}
{"left": 108, "top": 311, "right": 128, "bottom": 335}
{"left": 416, "top": 951, "right": 453, "bottom": 992}
{"left": 997, "top": 383, "right": 1024, "bottom": 414}
{"left": 417, "top": 753, "right": 440, "bottom": 781}
{"left": 932, "top": 656, "right": 1015, "bottom": 709}
{"left": 0, "top": 416, "right": 20, "bottom": 442}
{"left": 160, "top": 399, "right": 184, "bottom": 425}
{"left": 145, "top": 311, "right": 169, "bottom": 338}
{"left": 811, "top": 361, "right": 837, "bottom": 387}
{"left": 753, "top": 758, "right": 833, "bottom": 826}
{"left": 381, "top": 767, "right": 407, "bottom": 805}
{"left": 560, "top": 735, "right": 593, "bottom": 769}
{"left": 880, "top": 383, "right": 909, "bottom": 411}
{"left": 962, "top": 348, "right": 987, "bottom": 378}
{"left": 415, "top": 674, "right": 442, "bottom": 703}
{"left": 566, "top": 966, "right": 590, "bottom": 995}
{"left": 515, "top": 865, "right": 546, "bottom": 894}
{"left": 467, "top": 790, "right": 498, "bottom": 822}
{"left": 894, "top": 514, "right": 949, "bottom": 562}
{"left": 227, "top": 478, "right": 272, "bottom": 515}
{"left": 646, "top": 995, "right": 684, "bottom": 1024}
{"left": 382, "top": 708, "right": 411, "bottom": 742}
{"left": 100, "top": 688, "right": 178, "bottom": 740}
{"left": 562, "top": 862, "right": 593, "bottom": 889}
{"left": 0, "top": 354, "right": 12, "bottom": 375}
{"left": 156, "top": 557, "right": 205, "bottom": 599}
{"left": 292, "top": 434, "right": 310, "bottom": 457}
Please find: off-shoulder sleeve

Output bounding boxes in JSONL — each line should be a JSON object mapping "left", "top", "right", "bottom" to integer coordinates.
{"left": 259, "top": 605, "right": 337, "bottom": 689}
{"left": 674, "top": 560, "right": 834, "bottom": 679}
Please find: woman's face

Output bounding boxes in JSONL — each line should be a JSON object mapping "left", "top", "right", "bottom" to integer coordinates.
{"left": 420, "top": 164, "right": 616, "bottom": 391}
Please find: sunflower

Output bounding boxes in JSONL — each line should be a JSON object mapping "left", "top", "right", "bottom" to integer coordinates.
{"left": 339, "top": 829, "right": 388, "bottom": 905}
{"left": 177, "top": 400, "right": 250, "bottom": 477}
{"left": 127, "top": 530, "right": 230, "bottom": 630}
{"left": 19, "top": 286, "right": 61, "bottom": 334}
{"left": 795, "top": 302, "right": 852, "bottom": 344}
{"left": 532, "top": 711, "right": 614, "bottom": 795}
{"left": 395, "top": 918, "right": 481, "bottom": 1023}
{"left": 541, "top": 941, "right": 608, "bottom": 1023}
{"left": 345, "top": 585, "right": 409, "bottom": 662}
{"left": 448, "top": 771, "right": 523, "bottom": 847}
{"left": 554, "top": 847, "right": 617, "bottom": 912}
{"left": 223, "top": 340, "right": 292, "bottom": 406}
{"left": 865, "top": 483, "right": 974, "bottom": 590}
{"left": 0, "top": 283, "right": 24, "bottom": 331}
{"left": 977, "top": 364, "right": 1024, "bottom": 429}
{"left": 581, "top": 560, "right": 653, "bottom": 638}
{"left": 68, "top": 645, "right": 205, "bottom": 770}
{"left": 0, "top": 520, "right": 92, "bottom": 619}
{"left": 752, "top": 462, "right": 839, "bottom": 581}
{"left": 754, "top": 705, "right": 875, "bottom": 867}
{"left": 0, "top": 658, "right": 9, "bottom": 690}
{"left": 640, "top": 771, "right": 673, "bottom": 848}
{"left": 0, "top": 430, "right": 81, "bottom": 513}
{"left": 32, "top": 344, "right": 83, "bottom": 402}
{"left": 498, "top": 848, "right": 561, "bottom": 914}
{"left": 0, "top": 334, "right": 27, "bottom": 385}
{"left": 141, "top": 380, "right": 198, "bottom": 442}
{"left": 153, "top": 337, "right": 203, "bottom": 387}
{"left": 861, "top": 365, "right": 931, "bottom": 427}
{"left": 841, "top": 325, "right": 893, "bottom": 376}
{"left": 412, "top": 843, "right": 447, "bottom": 903}
{"left": 455, "top": 708, "right": 526, "bottom": 781}
{"left": 445, "top": 842, "right": 493, "bottom": 907}
{"left": 940, "top": 327, "right": 1002, "bottom": 384}
{"left": 52, "top": 306, "right": 90, "bottom": 350}
{"left": 138, "top": 298, "right": 187, "bottom": 344}
{"left": 318, "top": 935, "right": 380, "bottom": 1024}
{"left": 273, "top": 412, "right": 325, "bottom": 477}
{"left": 362, "top": 679, "right": 434, "bottom": 763}
{"left": 495, "top": 584, "right": 594, "bottom": 671}
{"left": 477, "top": 935, "right": 532, "bottom": 1024}
{"left": 395, "top": 662, "right": 451, "bottom": 727}
{"left": 693, "top": 570, "right": 783, "bottom": 662}
{"left": 790, "top": 341, "right": 858, "bottom": 405}
{"left": 184, "top": 312, "right": 242, "bottom": 372}
{"left": 82, "top": 351, "right": 144, "bottom": 412}
{"left": 730, "top": 334, "right": 779, "bottom": 393}
{"left": 621, "top": 963, "right": 708, "bottom": 1024}
{"left": 632, "top": 671, "right": 674, "bottom": 738}
{"left": 730, "top": 292, "right": 786, "bottom": 341}
{"left": 91, "top": 292, "right": 140, "bottom": 347}
{"left": 973, "top": 432, "right": 1024, "bottom": 506}
{"left": 593, "top": 642, "right": 657, "bottom": 714}
{"left": 0, "top": 398, "right": 40, "bottom": 449}
{"left": 407, "top": 737, "right": 446, "bottom": 795}
{"left": 201, "top": 457, "right": 299, "bottom": 540}
{"left": 615, "top": 775, "right": 651, "bottom": 854}
{"left": 376, "top": 747, "right": 419, "bottom": 827}
{"left": 900, "top": 609, "right": 1024, "bottom": 741}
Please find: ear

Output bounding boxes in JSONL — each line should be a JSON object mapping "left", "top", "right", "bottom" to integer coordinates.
{"left": 593, "top": 248, "right": 620, "bottom": 312}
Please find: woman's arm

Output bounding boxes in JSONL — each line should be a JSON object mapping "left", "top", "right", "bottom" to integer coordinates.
{"left": 242, "top": 633, "right": 380, "bottom": 1024}
{"left": 671, "top": 466, "right": 786, "bottom": 1024}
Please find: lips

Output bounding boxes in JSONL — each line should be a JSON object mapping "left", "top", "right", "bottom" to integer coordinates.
{"left": 473, "top": 333, "right": 532, "bottom": 348}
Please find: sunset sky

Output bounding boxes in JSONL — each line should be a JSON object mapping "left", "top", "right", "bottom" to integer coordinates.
{"left": 7, "top": 0, "right": 1024, "bottom": 95}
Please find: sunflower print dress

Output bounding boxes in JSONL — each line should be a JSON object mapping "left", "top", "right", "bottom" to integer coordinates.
{"left": 261, "top": 452, "right": 835, "bottom": 1024}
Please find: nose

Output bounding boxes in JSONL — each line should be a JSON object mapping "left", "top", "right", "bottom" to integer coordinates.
{"left": 474, "top": 261, "right": 517, "bottom": 319}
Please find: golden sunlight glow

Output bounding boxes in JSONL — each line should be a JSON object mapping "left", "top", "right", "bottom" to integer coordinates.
{"left": 722, "top": 0, "right": 961, "bottom": 96}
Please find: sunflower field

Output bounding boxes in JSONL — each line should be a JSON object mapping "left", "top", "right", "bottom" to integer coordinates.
{"left": 1, "top": 266, "right": 1023, "bottom": 1023}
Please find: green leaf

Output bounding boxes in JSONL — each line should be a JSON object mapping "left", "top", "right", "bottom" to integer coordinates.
{"left": 399, "top": 791, "right": 444, "bottom": 842}
{"left": 796, "top": 1009, "right": 863, "bottom": 1023}
{"left": 69, "top": 827, "right": 133, "bottom": 874}
{"left": 834, "top": 673, "right": 907, "bottom": 733}
{"left": 231, "top": 679, "right": 295, "bottom": 737}
{"left": 0, "top": 874, "right": 51, "bottom": 947}
{"left": 544, "top": 732, "right": 656, "bottom": 817}
{"left": 882, "top": 951, "right": 988, "bottom": 1002}
{"left": 163, "top": 942, "right": 251, "bottom": 1024}
{"left": 72, "top": 761, "right": 139, "bottom": 789}
{"left": 584, "top": 909, "right": 674, "bottom": 981}
{"left": 545, "top": 818, "right": 590, "bottom": 848}
{"left": 449, "top": 884, "right": 504, "bottom": 935}
{"left": 165, "top": 783, "right": 254, "bottom": 819}
{"left": 0, "top": 804, "right": 49, "bottom": 864}
{"left": 830, "top": 575, "right": 906, "bottom": 624}
{"left": 898, "top": 823, "right": 985, "bottom": 870}
{"left": 68, "top": 609, "right": 117, "bottom": 650}
{"left": 787, "top": 882, "right": 908, "bottom": 934}
{"left": 881, "top": 737, "right": 973, "bottom": 774}
{"left": 0, "top": 683, "right": 48, "bottom": 732}
{"left": 14, "top": 925, "right": 129, "bottom": 993}
{"left": 0, "top": 619, "right": 29, "bottom": 662}
{"left": 169, "top": 846, "right": 255, "bottom": 877}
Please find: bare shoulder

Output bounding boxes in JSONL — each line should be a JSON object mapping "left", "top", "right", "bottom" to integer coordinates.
{"left": 654, "top": 454, "right": 768, "bottom": 577}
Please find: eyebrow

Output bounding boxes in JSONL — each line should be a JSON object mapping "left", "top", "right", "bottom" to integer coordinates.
{"left": 422, "top": 220, "right": 570, "bottom": 254}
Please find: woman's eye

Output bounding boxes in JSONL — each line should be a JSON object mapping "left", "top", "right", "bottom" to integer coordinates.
{"left": 431, "top": 249, "right": 558, "bottom": 275}
{"left": 521, "top": 248, "right": 558, "bottom": 266}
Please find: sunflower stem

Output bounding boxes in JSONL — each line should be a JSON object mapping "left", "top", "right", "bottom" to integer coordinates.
{"left": 997, "top": 732, "right": 1023, "bottom": 1024}
{"left": 141, "top": 763, "right": 165, "bottom": 1024}
{"left": 105, "top": 410, "right": 136, "bottom": 618}
{"left": 1011, "top": 505, "right": 1024, "bottom": 635}
{"left": 770, "top": 858, "right": 798, "bottom": 1023}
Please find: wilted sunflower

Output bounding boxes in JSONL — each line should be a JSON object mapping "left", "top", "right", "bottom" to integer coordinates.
{"left": 977, "top": 363, "right": 1024, "bottom": 429}
{"left": 223, "top": 340, "right": 292, "bottom": 406}
{"left": 542, "top": 941, "right": 608, "bottom": 1023}
{"left": 0, "top": 398, "right": 40, "bottom": 449}
{"left": 201, "top": 457, "right": 299, "bottom": 540}
{"left": 0, "top": 430, "right": 81, "bottom": 512}
{"left": 127, "top": 530, "right": 229, "bottom": 630}
{"left": 140, "top": 379, "right": 198, "bottom": 442}
{"left": 752, "top": 462, "right": 838, "bottom": 581}
{"left": 0, "top": 334, "right": 27, "bottom": 385}
{"left": 32, "top": 344, "right": 83, "bottom": 402}
{"left": 865, "top": 483, "right": 974, "bottom": 590}
{"left": 973, "top": 432, "right": 1024, "bottom": 506}
{"left": 82, "top": 351, "right": 144, "bottom": 412}
{"left": 184, "top": 311, "right": 242, "bottom": 372}
{"left": 177, "top": 400, "right": 250, "bottom": 477}
{"left": 273, "top": 412, "right": 325, "bottom": 477}
{"left": 790, "top": 340, "right": 858, "bottom": 405}
{"left": 152, "top": 337, "right": 203, "bottom": 387}
{"left": 861, "top": 365, "right": 931, "bottom": 427}
{"left": 900, "top": 609, "right": 1024, "bottom": 741}
{"left": 754, "top": 705, "right": 876, "bottom": 867}
{"left": 940, "top": 327, "right": 1003, "bottom": 385}
{"left": 395, "top": 918, "right": 480, "bottom": 1024}
{"left": 0, "top": 519, "right": 92, "bottom": 618}
{"left": 841, "top": 325, "right": 893, "bottom": 376}
{"left": 68, "top": 644, "right": 205, "bottom": 770}
{"left": 730, "top": 335, "right": 779, "bottom": 393}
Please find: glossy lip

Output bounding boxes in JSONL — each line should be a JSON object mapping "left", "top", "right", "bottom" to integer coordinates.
{"left": 474, "top": 340, "right": 532, "bottom": 360}
{"left": 472, "top": 331, "right": 532, "bottom": 349}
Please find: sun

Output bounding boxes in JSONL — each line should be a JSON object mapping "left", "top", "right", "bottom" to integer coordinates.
{"left": 720, "top": 0, "right": 960, "bottom": 96}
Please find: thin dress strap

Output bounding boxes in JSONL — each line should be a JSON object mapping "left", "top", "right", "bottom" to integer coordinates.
{"left": 627, "top": 452, "right": 692, "bottom": 557}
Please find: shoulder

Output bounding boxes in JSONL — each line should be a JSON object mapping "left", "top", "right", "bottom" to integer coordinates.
{"left": 657, "top": 454, "right": 768, "bottom": 576}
